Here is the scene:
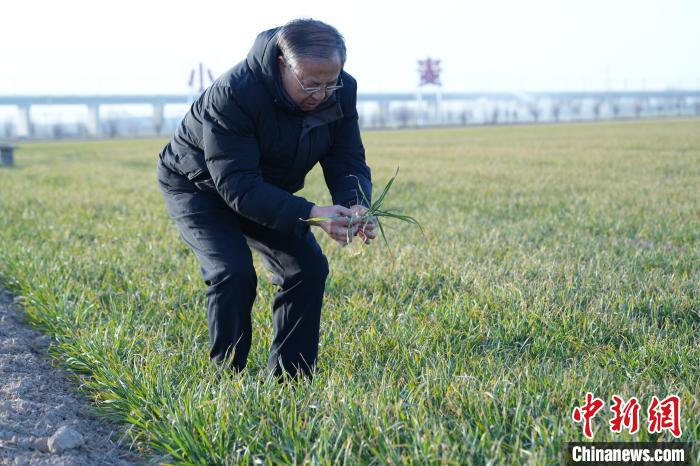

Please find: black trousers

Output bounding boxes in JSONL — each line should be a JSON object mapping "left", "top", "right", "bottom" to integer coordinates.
{"left": 156, "top": 161, "right": 328, "bottom": 379}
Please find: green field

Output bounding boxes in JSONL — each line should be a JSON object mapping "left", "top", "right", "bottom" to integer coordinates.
{"left": 0, "top": 120, "right": 698, "bottom": 465}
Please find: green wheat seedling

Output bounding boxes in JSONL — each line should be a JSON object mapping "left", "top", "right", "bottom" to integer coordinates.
{"left": 301, "top": 167, "right": 423, "bottom": 254}
{"left": 3, "top": 122, "right": 697, "bottom": 465}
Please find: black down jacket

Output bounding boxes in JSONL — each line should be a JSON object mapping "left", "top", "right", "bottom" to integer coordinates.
{"left": 158, "top": 27, "right": 372, "bottom": 238}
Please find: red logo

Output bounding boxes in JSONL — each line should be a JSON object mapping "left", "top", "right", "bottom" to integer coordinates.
{"left": 572, "top": 393, "right": 682, "bottom": 438}
{"left": 609, "top": 395, "right": 641, "bottom": 434}
{"left": 648, "top": 395, "right": 682, "bottom": 438}
{"left": 572, "top": 392, "right": 605, "bottom": 439}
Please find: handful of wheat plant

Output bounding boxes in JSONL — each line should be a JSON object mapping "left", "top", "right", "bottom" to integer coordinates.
{"left": 302, "top": 167, "right": 423, "bottom": 255}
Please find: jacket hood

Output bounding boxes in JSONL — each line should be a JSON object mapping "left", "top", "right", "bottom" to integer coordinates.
{"left": 245, "top": 27, "right": 338, "bottom": 115}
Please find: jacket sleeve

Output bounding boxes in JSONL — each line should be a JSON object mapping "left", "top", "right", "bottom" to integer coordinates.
{"left": 202, "top": 85, "right": 314, "bottom": 237}
{"left": 320, "top": 81, "right": 372, "bottom": 209}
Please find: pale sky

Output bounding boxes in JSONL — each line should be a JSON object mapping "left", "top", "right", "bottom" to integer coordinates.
{"left": 1, "top": 0, "right": 699, "bottom": 95}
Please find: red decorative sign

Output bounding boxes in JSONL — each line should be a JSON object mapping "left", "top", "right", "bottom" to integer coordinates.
{"left": 188, "top": 62, "right": 216, "bottom": 93}
{"left": 418, "top": 57, "right": 442, "bottom": 86}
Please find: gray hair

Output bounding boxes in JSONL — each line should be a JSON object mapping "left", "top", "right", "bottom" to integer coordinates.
{"left": 276, "top": 19, "right": 347, "bottom": 70}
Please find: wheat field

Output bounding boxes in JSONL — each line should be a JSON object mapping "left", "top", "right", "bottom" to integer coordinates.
{"left": 0, "top": 119, "right": 698, "bottom": 465}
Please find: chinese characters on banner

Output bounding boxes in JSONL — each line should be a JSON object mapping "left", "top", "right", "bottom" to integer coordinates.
{"left": 572, "top": 393, "right": 681, "bottom": 439}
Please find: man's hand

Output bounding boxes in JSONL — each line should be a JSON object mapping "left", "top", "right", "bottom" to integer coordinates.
{"left": 308, "top": 205, "right": 364, "bottom": 246}
{"left": 349, "top": 205, "right": 377, "bottom": 245}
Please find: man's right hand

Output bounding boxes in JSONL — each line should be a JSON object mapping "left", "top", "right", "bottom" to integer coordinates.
{"left": 307, "top": 205, "right": 363, "bottom": 246}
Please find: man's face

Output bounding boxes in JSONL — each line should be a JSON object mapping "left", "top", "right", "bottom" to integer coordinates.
{"left": 278, "top": 54, "right": 342, "bottom": 112}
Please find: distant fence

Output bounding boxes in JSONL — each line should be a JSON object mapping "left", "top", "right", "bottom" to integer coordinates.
{"left": 1, "top": 90, "right": 699, "bottom": 140}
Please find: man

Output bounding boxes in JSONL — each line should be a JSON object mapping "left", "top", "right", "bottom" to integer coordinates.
{"left": 156, "top": 19, "right": 375, "bottom": 381}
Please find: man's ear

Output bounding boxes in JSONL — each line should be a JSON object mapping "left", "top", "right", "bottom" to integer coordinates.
{"left": 277, "top": 55, "right": 287, "bottom": 75}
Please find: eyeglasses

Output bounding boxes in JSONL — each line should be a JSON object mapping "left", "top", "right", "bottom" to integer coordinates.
{"left": 287, "top": 63, "right": 343, "bottom": 95}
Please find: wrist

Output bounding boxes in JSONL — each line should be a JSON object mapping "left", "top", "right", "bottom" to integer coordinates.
{"left": 308, "top": 204, "right": 320, "bottom": 226}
